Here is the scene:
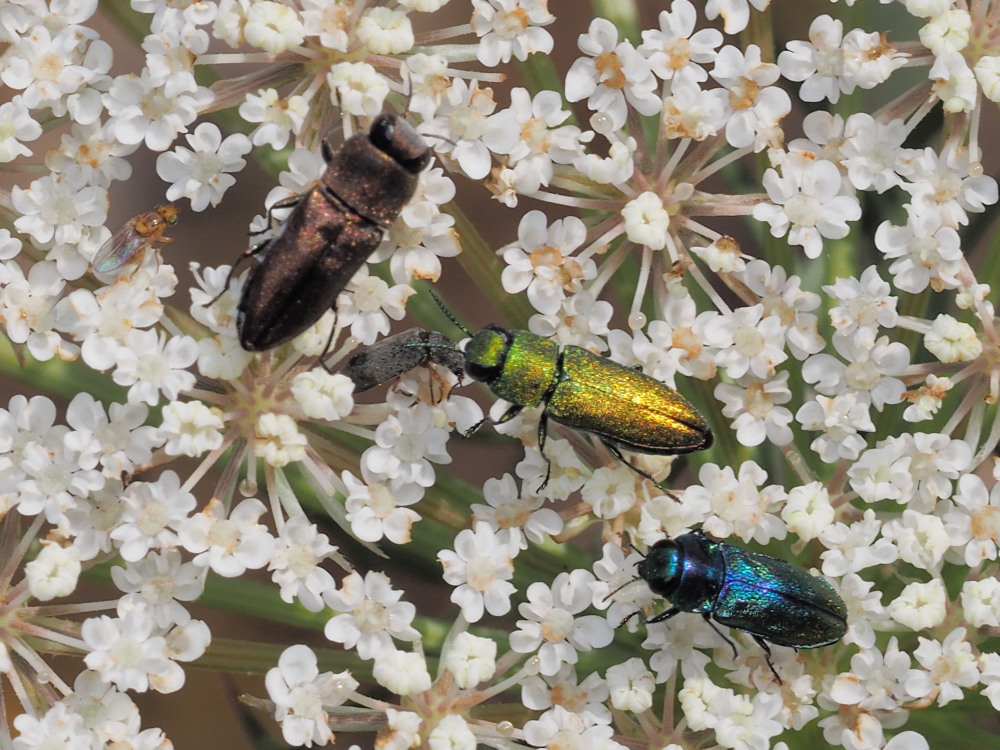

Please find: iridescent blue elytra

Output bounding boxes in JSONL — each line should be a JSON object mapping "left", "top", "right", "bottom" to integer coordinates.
{"left": 629, "top": 530, "right": 847, "bottom": 679}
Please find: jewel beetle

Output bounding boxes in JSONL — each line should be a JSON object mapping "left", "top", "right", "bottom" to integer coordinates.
{"left": 338, "top": 327, "right": 465, "bottom": 392}
{"left": 222, "top": 114, "right": 431, "bottom": 353}
{"left": 432, "top": 293, "right": 713, "bottom": 484}
{"left": 624, "top": 530, "right": 847, "bottom": 681}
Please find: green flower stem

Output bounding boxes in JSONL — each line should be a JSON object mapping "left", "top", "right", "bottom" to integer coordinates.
{"left": 450, "top": 203, "right": 535, "bottom": 330}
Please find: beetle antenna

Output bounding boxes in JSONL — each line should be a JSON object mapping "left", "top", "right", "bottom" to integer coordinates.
{"left": 429, "top": 289, "right": 473, "bottom": 337}
{"left": 404, "top": 341, "right": 462, "bottom": 353}
{"left": 602, "top": 575, "right": 643, "bottom": 603}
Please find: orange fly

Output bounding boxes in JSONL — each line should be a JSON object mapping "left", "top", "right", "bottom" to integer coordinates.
{"left": 93, "top": 204, "right": 179, "bottom": 273}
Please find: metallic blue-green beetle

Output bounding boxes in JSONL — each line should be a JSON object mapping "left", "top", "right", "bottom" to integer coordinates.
{"left": 628, "top": 530, "right": 847, "bottom": 680}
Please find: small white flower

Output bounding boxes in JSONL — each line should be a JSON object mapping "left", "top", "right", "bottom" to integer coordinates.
{"left": 778, "top": 14, "right": 849, "bottom": 103}
{"left": 0, "top": 98, "right": 42, "bottom": 161}
{"left": 919, "top": 9, "right": 971, "bottom": 55}
{"left": 796, "top": 392, "right": 875, "bottom": 463}
{"left": 580, "top": 466, "right": 638, "bottom": 520}
{"left": 244, "top": 1, "right": 305, "bottom": 53}
{"left": 501, "top": 210, "right": 594, "bottom": 316}
{"left": 820, "top": 509, "right": 899, "bottom": 576}
{"left": 356, "top": 6, "right": 414, "bottom": 55}
{"left": 25, "top": 542, "right": 81, "bottom": 601}
{"left": 291, "top": 369, "right": 355, "bottom": 421}
{"left": 924, "top": 314, "right": 982, "bottom": 363}
{"left": 780, "top": 482, "right": 834, "bottom": 541}
{"left": 509, "top": 569, "right": 613, "bottom": 676}
{"left": 82, "top": 612, "right": 170, "bottom": 693}
{"left": 110, "top": 471, "right": 197, "bottom": 562}
{"left": 179, "top": 498, "right": 276, "bottom": 577}
{"left": 363, "top": 405, "right": 451, "bottom": 487}
{"left": 753, "top": 152, "right": 861, "bottom": 258}
{"left": 565, "top": 18, "right": 661, "bottom": 130}
{"left": 324, "top": 570, "right": 420, "bottom": 659}
{"left": 255, "top": 412, "right": 308, "bottom": 467}
{"left": 681, "top": 461, "right": 786, "bottom": 543}
{"left": 881, "top": 510, "right": 950, "bottom": 572}
{"left": 112, "top": 329, "right": 198, "bottom": 406}
{"left": 711, "top": 304, "right": 788, "bottom": 380}
{"left": 621, "top": 192, "right": 670, "bottom": 250}
{"left": 378, "top": 709, "right": 423, "bottom": 750}
{"left": 343, "top": 469, "right": 423, "bottom": 545}
{"left": 104, "top": 70, "right": 213, "bottom": 151}
{"left": 372, "top": 648, "right": 431, "bottom": 696}
{"left": 574, "top": 135, "right": 636, "bottom": 184}
{"left": 64, "top": 393, "right": 162, "bottom": 477}
{"left": 711, "top": 43, "right": 791, "bottom": 150}
{"left": 690, "top": 236, "right": 746, "bottom": 274}
{"left": 704, "top": 0, "right": 770, "bottom": 35}
{"left": 944, "top": 473, "right": 1000, "bottom": 565}
{"left": 975, "top": 55, "right": 1000, "bottom": 102}
{"left": 265, "top": 645, "right": 357, "bottom": 747}
{"left": 639, "top": 1, "right": 722, "bottom": 82}
{"left": 159, "top": 400, "right": 225, "bottom": 457}
{"left": 472, "top": 0, "right": 554, "bottom": 66}
{"left": 419, "top": 78, "right": 497, "bottom": 180}
{"left": 12, "top": 702, "right": 92, "bottom": 750}
{"left": 472, "top": 473, "right": 563, "bottom": 547}
{"left": 444, "top": 632, "right": 497, "bottom": 689}
{"left": 824, "top": 266, "right": 898, "bottom": 342}
{"left": 606, "top": 658, "right": 654, "bottom": 713}
{"left": 439, "top": 522, "right": 518, "bottom": 623}
{"left": 887, "top": 579, "right": 948, "bottom": 630}
{"left": 11, "top": 173, "right": 107, "bottom": 247}
{"left": 156, "top": 123, "right": 251, "bottom": 211}
{"left": 111, "top": 549, "right": 205, "bottom": 629}
{"left": 428, "top": 714, "right": 476, "bottom": 750}
{"left": 327, "top": 61, "right": 390, "bottom": 118}
{"left": 522, "top": 706, "right": 626, "bottom": 750}
{"left": 912, "top": 628, "right": 980, "bottom": 706}
{"left": 960, "top": 578, "right": 1000, "bottom": 628}
{"left": 930, "top": 50, "right": 978, "bottom": 114}
{"left": 269, "top": 516, "right": 338, "bottom": 613}
{"left": 715, "top": 372, "right": 795, "bottom": 447}
{"left": 239, "top": 89, "right": 308, "bottom": 150}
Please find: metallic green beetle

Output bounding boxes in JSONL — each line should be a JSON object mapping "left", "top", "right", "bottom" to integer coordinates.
{"left": 458, "top": 322, "right": 713, "bottom": 484}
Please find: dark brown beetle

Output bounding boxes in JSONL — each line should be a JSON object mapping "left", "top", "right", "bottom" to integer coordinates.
{"left": 227, "top": 114, "right": 431, "bottom": 353}
{"left": 338, "top": 327, "right": 465, "bottom": 392}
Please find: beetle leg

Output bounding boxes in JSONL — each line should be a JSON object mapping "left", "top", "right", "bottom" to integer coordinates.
{"left": 264, "top": 193, "right": 304, "bottom": 228}
{"left": 703, "top": 614, "right": 740, "bottom": 660}
{"left": 602, "top": 441, "right": 661, "bottom": 485}
{"left": 462, "top": 403, "right": 523, "bottom": 438}
{"left": 753, "top": 636, "right": 783, "bottom": 685}
{"left": 204, "top": 240, "right": 269, "bottom": 308}
{"left": 318, "top": 310, "right": 341, "bottom": 372}
{"left": 534, "top": 413, "right": 555, "bottom": 490}
{"left": 642, "top": 606, "right": 681, "bottom": 625}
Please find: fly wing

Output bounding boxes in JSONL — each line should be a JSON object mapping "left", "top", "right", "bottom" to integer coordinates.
{"left": 711, "top": 545, "right": 847, "bottom": 648}
{"left": 237, "top": 188, "right": 385, "bottom": 351}
{"left": 93, "top": 220, "right": 143, "bottom": 272}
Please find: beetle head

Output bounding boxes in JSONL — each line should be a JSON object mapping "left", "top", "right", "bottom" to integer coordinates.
{"left": 463, "top": 326, "right": 511, "bottom": 383}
